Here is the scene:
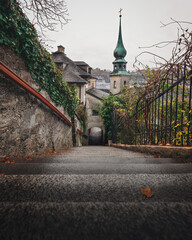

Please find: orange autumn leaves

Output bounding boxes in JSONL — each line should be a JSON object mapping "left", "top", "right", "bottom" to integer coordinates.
{"left": 5, "top": 160, "right": 15, "bottom": 164}
{"left": 48, "top": 150, "right": 56, "bottom": 154}
{"left": 141, "top": 187, "right": 153, "bottom": 199}
{"left": 0, "top": 155, "right": 33, "bottom": 163}
{"left": 0, "top": 149, "right": 56, "bottom": 164}
{"left": 0, "top": 156, "right": 16, "bottom": 164}
{"left": 0, "top": 156, "right": 10, "bottom": 162}
{"left": 0, "top": 148, "right": 56, "bottom": 163}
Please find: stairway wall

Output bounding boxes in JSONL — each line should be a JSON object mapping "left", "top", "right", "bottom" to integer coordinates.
{"left": 0, "top": 46, "right": 74, "bottom": 157}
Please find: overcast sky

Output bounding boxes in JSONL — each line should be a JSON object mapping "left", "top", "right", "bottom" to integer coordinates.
{"left": 45, "top": 0, "right": 192, "bottom": 71}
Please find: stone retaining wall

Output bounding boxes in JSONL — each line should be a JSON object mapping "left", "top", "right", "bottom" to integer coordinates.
{"left": 111, "top": 143, "right": 192, "bottom": 161}
{"left": 0, "top": 46, "right": 76, "bottom": 157}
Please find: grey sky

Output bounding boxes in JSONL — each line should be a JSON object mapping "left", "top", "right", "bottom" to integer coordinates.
{"left": 46, "top": 0, "right": 192, "bottom": 71}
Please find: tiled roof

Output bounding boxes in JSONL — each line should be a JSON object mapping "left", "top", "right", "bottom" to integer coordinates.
{"left": 77, "top": 67, "right": 92, "bottom": 78}
{"left": 86, "top": 87, "right": 109, "bottom": 100}
{"left": 62, "top": 71, "right": 87, "bottom": 84}
{"left": 51, "top": 51, "right": 89, "bottom": 84}
{"left": 74, "top": 61, "right": 90, "bottom": 67}
{"left": 52, "top": 52, "right": 77, "bottom": 68}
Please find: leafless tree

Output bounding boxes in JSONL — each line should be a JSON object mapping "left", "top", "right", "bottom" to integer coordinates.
{"left": 134, "top": 18, "right": 192, "bottom": 90}
{"left": 18, "top": 0, "right": 69, "bottom": 32}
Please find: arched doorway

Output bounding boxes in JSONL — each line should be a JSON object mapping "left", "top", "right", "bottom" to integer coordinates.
{"left": 88, "top": 127, "right": 103, "bottom": 145}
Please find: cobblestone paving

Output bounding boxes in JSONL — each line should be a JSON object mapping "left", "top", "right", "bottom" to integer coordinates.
{"left": 0, "top": 146, "right": 192, "bottom": 240}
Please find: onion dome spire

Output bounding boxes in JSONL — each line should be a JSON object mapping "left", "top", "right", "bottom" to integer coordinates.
{"left": 114, "top": 12, "right": 127, "bottom": 59}
{"left": 111, "top": 9, "right": 129, "bottom": 75}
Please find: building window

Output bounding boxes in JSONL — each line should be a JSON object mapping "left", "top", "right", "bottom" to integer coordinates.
{"left": 124, "top": 81, "right": 126, "bottom": 86}
{"left": 114, "top": 81, "right": 117, "bottom": 89}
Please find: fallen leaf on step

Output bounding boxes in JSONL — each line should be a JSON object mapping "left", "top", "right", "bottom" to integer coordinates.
{"left": 141, "top": 187, "right": 153, "bottom": 198}
{"left": 48, "top": 150, "right": 56, "bottom": 154}
{"left": 154, "top": 155, "right": 160, "bottom": 158}
{"left": 25, "top": 157, "right": 32, "bottom": 161}
{"left": 5, "top": 160, "right": 10, "bottom": 164}
{"left": 0, "top": 156, "right": 10, "bottom": 162}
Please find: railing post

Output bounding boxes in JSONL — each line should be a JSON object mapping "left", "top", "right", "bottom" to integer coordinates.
{"left": 151, "top": 90, "right": 154, "bottom": 144}
{"left": 169, "top": 73, "right": 173, "bottom": 144}
{"left": 154, "top": 91, "right": 157, "bottom": 144}
{"left": 157, "top": 89, "right": 160, "bottom": 144}
{"left": 135, "top": 108, "right": 137, "bottom": 145}
{"left": 174, "top": 67, "right": 179, "bottom": 146}
{"left": 187, "top": 68, "right": 192, "bottom": 146}
{"left": 161, "top": 81, "right": 165, "bottom": 144}
{"left": 165, "top": 77, "right": 169, "bottom": 144}
{"left": 181, "top": 63, "right": 186, "bottom": 146}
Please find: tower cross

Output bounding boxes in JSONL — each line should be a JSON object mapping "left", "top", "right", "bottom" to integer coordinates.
{"left": 119, "top": 8, "right": 123, "bottom": 16}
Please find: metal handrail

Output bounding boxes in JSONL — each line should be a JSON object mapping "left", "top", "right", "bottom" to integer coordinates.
{"left": 0, "top": 61, "right": 73, "bottom": 126}
{"left": 77, "top": 129, "right": 87, "bottom": 137}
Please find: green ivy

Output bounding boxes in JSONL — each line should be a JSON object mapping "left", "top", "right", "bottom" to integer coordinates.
{"left": 0, "top": 0, "right": 78, "bottom": 117}
{"left": 76, "top": 104, "right": 87, "bottom": 132}
{"left": 99, "top": 94, "right": 125, "bottom": 141}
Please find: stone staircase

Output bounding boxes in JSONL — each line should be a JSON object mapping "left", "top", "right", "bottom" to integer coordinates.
{"left": 0, "top": 146, "right": 192, "bottom": 240}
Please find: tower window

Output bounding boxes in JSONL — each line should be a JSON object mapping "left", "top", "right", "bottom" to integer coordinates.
{"left": 114, "top": 81, "right": 117, "bottom": 89}
{"left": 124, "top": 81, "right": 126, "bottom": 86}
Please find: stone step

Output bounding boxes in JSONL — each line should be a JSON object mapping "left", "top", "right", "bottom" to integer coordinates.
{"left": 10, "top": 156, "right": 184, "bottom": 164}
{"left": 0, "top": 202, "right": 192, "bottom": 240}
{"left": 0, "top": 174, "right": 191, "bottom": 202}
{"left": 0, "top": 162, "right": 191, "bottom": 175}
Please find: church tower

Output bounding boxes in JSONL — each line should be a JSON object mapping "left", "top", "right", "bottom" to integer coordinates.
{"left": 110, "top": 10, "right": 131, "bottom": 94}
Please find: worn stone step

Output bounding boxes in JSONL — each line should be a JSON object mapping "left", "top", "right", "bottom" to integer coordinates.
{"left": 0, "top": 174, "right": 191, "bottom": 202}
{"left": 9, "top": 156, "right": 184, "bottom": 164}
{"left": 0, "top": 162, "right": 191, "bottom": 175}
{"left": 0, "top": 202, "right": 192, "bottom": 240}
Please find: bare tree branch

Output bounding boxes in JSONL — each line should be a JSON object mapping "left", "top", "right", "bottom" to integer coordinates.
{"left": 134, "top": 19, "right": 192, "bottom": 97}
{"left": 138, "top": 40, "right": 177, "bottom": 49}
{"left": 17, "top": 0, "right": 70, "bottom": 32}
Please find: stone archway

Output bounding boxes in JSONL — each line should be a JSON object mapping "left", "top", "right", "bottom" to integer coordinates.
{"left": 88, "top": 127, "right": 103, "bottom": 145}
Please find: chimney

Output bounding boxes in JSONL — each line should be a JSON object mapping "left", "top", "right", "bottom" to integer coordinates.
{"left": 57, "top": 45, "right": 65, "bottom": 53}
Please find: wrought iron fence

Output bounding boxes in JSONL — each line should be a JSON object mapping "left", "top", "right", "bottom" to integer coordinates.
{"left": 113, "top": 64, "right": 192, "bottom": 146}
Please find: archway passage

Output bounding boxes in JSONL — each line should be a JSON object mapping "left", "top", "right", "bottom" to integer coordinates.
{"left": 88, "top": 127, "right": 103, "bottom": 145}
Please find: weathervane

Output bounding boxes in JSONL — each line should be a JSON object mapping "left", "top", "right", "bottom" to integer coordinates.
{"left": 119, "top": 8, "right": 123, "bottom": 17}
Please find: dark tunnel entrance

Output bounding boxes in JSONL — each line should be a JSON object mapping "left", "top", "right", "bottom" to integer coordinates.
{"left": 88, "top": 127, "right": 103, "bottom": 145}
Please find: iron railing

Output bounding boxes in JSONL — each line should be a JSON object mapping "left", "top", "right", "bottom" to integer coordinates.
{"left": 113, "top": 64, "right": 192, "bottom": 146}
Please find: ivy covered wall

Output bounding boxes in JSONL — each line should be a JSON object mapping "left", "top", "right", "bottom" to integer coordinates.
{"left": 0, "top": 0, "right": 78, "bottom": 117}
